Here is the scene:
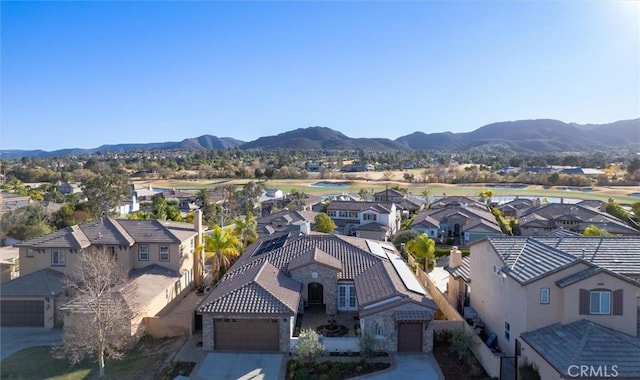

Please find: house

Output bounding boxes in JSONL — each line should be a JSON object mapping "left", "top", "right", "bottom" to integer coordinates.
{"left": 373, "top": 188, "right": 424, "bottom": 216}
{"left": 0, "top": 245, "right": 19, "bottom": 283}
{"left": 260, "top": 192, "right": 324, "bottom": 216}
{"left": 326, "top": 201, "right": 400, "bottom": 241}
{"left": 410, "top": 196, "right": 501, "bottom": 246}
{"left": 256, "top": 210, "right": 319, "bottom": 237}
{"left": 0, "top": 192, "right": 31, "bottom": 215}
{"left": 453, "top": 236, "right": 640, "bottom": 379}
{"left": 517, "top": 202, "right": 639, "bottom": 236}
{"left": 1, "top": 212, "right": 206, "bottom": 330}
{"left": 197, "top": 229, "right": 437, "bottom": 353}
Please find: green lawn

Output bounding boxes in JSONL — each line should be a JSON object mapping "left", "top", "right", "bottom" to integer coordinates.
{"left": 0, "top": 344, "right": 168, "bottom": 380}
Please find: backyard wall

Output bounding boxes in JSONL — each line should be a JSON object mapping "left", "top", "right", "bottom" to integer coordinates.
{"left": 418, "top": 267, "right": 500, "bottom": 378}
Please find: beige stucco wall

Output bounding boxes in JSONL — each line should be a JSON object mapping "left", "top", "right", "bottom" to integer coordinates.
{"left": 471, "top": 239, "right": 639, "bottom": 358}
{"left": 19, "top": 241, "right": 191, "bottom": 277}
{"left": 560, "top": 273, "right": 638, "bottom": 336}
{"left": 520, "top": 339, "right": 564, "bottom": 380}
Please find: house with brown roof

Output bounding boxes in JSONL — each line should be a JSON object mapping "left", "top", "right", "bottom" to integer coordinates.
{"left": 1, "top": 212, "right": 206, "bottom": 333}
{"left": 197, "top": 228, "right": 437, "bottom": 353}
{"left": 373, "top": 188, "right": 425, "bottom": 216}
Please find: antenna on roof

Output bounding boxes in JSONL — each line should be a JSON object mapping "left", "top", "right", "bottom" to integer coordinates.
{"left": 581, "top": 249, "right": 585, "bottom": 259}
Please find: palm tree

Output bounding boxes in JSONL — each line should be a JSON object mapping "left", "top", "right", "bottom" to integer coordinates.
{"left": 406, "top": 233, "right": 436, "bottom": 270}
{"left": 233, "top": 212, "right": 258, "bottom": 248}
{"left": 204, "top": 226, "right": 240, "bottom": 281}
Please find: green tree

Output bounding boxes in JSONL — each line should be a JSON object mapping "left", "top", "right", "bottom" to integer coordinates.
{"left": 0, "top": 203, "right": 53, "bottom": 240}
{"left": 584, "top": 224, "right": 607, "bottom": 236}
{"left": 293, "top": 328, "right": 325, "bottom": 370}
{"left": 406, "top": 233, "right": 436, "bottom": 269}
{"left": 80, "top": 172, "right": 131, "bottom": 218}
{"left": 204, "top": 226, "right": 240, "bottom": 282}
{"left": 358, "top": 188, "right": 371, "bottom": 201}
{"left": 233, "top": 212, "right": 258, "bottom": 248}
{"left": 313, "top": 213, "right": 336, "bottom": 233}
{"left": 632, "top": 202, "right": 640, "bottom": 218}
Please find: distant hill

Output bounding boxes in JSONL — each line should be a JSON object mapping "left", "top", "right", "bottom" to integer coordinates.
{"left": 1, "top": 136, "right": 243, "bottom": 159}
{"left": 2, "top": 118, "right": 638, "bottom": 159}
{"left": 394, "top": 118, "right": 640, "bottom": 153}
{"left": 240, "top": 126, "right": 406, "bottom": 150}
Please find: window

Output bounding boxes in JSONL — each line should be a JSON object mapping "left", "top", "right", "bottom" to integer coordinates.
{"left": 165, "top": 289, "right": 169, "bottom": 300}
{"left": 138, "top": 244, "right": 149, "bottom": 261}
{"left": 159, "top": 246, "right": 169, "bottom": 261}
{"left": 590, "top": 291, "right": 611, "bottom": 315}
{"left": 363, "top": 213, "right": 377, "bottom": 221}
{"left": 328, "top": 211, "right": 337, "bottom": 217}
{"left": 179, "top": 245, "right": 184, "bottom": 257}
{"left": 51, "top": 250, "right": 65, "bottom": 266}
{"left": 504, "top": 321, "right": 510, "bottom": 341}
{"left": 338, "top": 285, "right": 358, "bottom": 311}
{"left": 374, "top": 323, "right": 384, "bottom": 338}
{"left": 540, "top": 288, "right": 550, "bottom": 304}
{"left": 26, "top": 248, "right": 34, "bottom": 257}
{"left": 190, "top": 238, "right": 194, "bottom": 252}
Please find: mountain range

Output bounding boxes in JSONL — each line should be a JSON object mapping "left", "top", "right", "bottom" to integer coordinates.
{"left": 2, "top": 118, "right": 639, "bottom": 159}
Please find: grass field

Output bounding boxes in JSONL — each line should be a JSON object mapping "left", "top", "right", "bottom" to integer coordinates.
{"left": 0, "top": 336, "right": 184, "bottom": 380}
{"left": 139, "top": 176, "right": 640, "bottom": 205}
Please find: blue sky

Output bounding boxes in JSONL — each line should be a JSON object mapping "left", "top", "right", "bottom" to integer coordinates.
{"left": 2, "top": 1, "right": 639, "bottom": 151}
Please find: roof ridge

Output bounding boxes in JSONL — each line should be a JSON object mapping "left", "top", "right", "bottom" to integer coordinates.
{"left": 106, "top": 218, "right": 135, "bottom": 245}
{"left": 570, "top": 321, "right": 593, "bottom": 364}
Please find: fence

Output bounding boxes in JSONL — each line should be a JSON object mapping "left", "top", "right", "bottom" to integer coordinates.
{"left": 418, "top": 267, "right": 500, "bottom": 378}
{"left": 289, "top": 335, "right": 360, "bottom": 353}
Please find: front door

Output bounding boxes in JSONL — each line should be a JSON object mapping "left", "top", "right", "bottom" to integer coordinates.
{"left": 308, "top": 282, "right": 323, "bottom": 304}
{"left": 338, "top": 284, "right": 357, "bottom": 311}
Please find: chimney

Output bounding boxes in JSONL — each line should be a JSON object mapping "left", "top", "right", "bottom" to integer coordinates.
{"left": 300, "top": 221, "right": 311, "bottom": 235}
{"left": 560, "top": 197, "right": 564, "bottom": 204}
{"left": 449, "top": 246, "right": 462, "bottom": 268}
{"left": 194, "top": 209, "right": 203, "bottom": 236}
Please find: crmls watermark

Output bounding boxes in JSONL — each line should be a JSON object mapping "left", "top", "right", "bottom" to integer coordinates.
{"left": 568, "top": 365, "right": 619, "bottom": 378}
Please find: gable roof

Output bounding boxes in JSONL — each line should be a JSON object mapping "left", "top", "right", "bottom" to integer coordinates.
{"left": 16, "top": 219, "right": 199, "bottom": 250}
{"left": 521, "top": 320, "right": 640, "bottom": 378}
{"left": 487, "top": 236, "right": 640, "bottom": 283}
{"left": 198, "top": 261, "right": 301, "bottom": 315}
{"left": 327, "top": 201, "right": 394, "bottom": 214}
{"left": 288, "top": 247, "right": 343, "bottom": 272}
{"left": 199, "top": 233, "right": 436, "bottom": 316}
{"left": 0, "top": 268, "right": 65, "bottom": 298}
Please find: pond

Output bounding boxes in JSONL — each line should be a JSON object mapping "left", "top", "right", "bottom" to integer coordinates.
{"left": 630, "top": 193, "right": 640, "bottom": 198}
{"left": 486, "top": 183, "right": 528, "bottom": 189}
{"left": 311, "top": 181, "right": 352, "bottom": 188}
{"left": 555, "top": 187, "right": 595, "bottom": 192}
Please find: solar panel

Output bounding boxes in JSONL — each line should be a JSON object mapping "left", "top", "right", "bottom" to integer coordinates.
{"left": 385, "top": 251, "right": 427, "bottom": 295}
{"left": 253, "top": 233, "right": 289, "bottom": 256}
{"left": 366, "top": 240, "right": 388, "bottom": 259}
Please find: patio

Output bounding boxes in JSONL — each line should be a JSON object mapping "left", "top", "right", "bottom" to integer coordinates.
{"left": 296, "top": 305, "right": 359, "bottom": 337}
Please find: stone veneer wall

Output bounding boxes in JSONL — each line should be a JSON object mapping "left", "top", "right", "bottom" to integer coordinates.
{"left": 290, "top": 263, "right": 338, "bottom": 314}
{"left": 202, "top": 314, "right": 292, "bottom": 353}
{"left": 361, "top": 302, "right": 435, "bottom": 353}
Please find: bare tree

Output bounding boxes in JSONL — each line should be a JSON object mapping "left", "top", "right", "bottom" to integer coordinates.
{"left": 55, "top": 247, "right": 138, "bottom": 377}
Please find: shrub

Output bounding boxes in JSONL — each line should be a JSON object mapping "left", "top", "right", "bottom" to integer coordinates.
{"left": 449, "top": 327, "right": 478, "bottom": 361}
{"left": 519, "top": 362, "right": 541, "bottom": 380}
{"left": 293, "top": 328, "right": 325, "bottom": 370}
{"left": 358, "top": 331, "right": 378, "bottom": 361}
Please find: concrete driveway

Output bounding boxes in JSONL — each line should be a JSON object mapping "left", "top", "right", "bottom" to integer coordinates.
{"left": 193, "top": 352, "right": 284, "bottom": 380}
{"left": 0, "top": 327, "right": 63, "bottom": 360}
{"left": 358, "top": 354, "right": 445, "bottom": 380}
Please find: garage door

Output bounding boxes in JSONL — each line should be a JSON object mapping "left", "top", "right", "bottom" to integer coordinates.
{"left": 397, "top": 322, "right": 423, "bottom": 352}
{"left": 1, "top": 300, "right": 44, "bottom": 327}
{"left": 215, "top": 318, "right": 279, "bottom": 351}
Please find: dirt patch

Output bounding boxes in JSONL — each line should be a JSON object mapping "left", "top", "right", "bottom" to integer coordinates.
{"left": 135, "top": 335, "right": 190, "bottom": 380}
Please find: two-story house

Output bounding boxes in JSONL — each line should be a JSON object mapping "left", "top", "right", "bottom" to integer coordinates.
{"left": 0, "top": 212, "right": 205, "bottom": 333}
{"left": 452, "top": 236, "right": 640, "bottom": 379}
{"left": 326, "top": 201, "right": 400, "bottom": 241}
{"left": 373, "top": 188, "right": 424, "bottom": 216}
